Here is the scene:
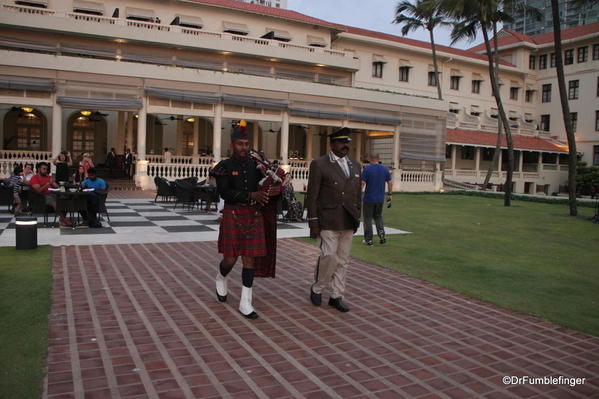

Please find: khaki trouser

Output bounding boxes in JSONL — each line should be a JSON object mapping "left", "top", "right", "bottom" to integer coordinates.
{"left": 312, "top": 229, "right": 354, "bottom": 298}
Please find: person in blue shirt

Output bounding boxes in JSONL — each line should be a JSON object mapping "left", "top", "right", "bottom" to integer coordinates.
{"left": 81, "top": 167, "right": 107, "bottom": 228}
{"left": 360, "top": 153, "right": 393, "bottom": 245}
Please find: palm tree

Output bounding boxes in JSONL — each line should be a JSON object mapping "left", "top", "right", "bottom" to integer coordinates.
{"left": 442, "top": 0, "right": 516, "bottom": 206}
{"left": 549, "top": 0, "right": 592, "bottom": 216}
{"left": 394, "top": 0, "right": 447, "bottom": 101}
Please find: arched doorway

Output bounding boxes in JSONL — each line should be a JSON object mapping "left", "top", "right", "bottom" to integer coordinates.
{"left": 67, "top": 111, "right": 107, "bottom": 163}
{"left": 3, "top": 107, "right": 47, "bottom": 151}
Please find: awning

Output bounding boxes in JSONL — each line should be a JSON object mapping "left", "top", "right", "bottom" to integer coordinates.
{"left": 72, "top": 0, "right": 104, "bottom": 14}
{"left": 120, "top": 51, "right": 172, "bottom": 65}
{"left": 372, "top": 54, "right": 387, "bottom": 63}
{"left": 510, "top": 81, "right": 522, "bottom": 88}
{"left": 126, "top": 7, "right": 154, "bottom": 20}
{"left": 223, "top": 21, "right": 249, "bottom": 35}
{"left": 262, "top": 29, "right": 291, "bottom": 42}
{"left": 472, "top": 73, "right": 485, "bottom": 81}
{"left": 348, "top": 112, "right": 401, "bottom": 125}
{"left": 307, "top": 35, "right": 326, "bottom": 47}
{"left": 0, "top": 76, "right": 54, "bottom": 92}
{"left": 171, "top": 15, "right": 203, "bottom": 29}
{"left": 0, "top": 36, "right": 56, "bottom": 53}
{"left": 57, "top": 97, "right": 142, "bottom": 111}
{"left": 61, "top": 43, "right": 115, "bottom": 59}
{"left": 428, "top": 65, "right": 442, "bottom": 73}
{"left": 289, "top": 106, "right": 346, "bottom": 120}
{"left": 398, "top": 59, "right": 413, "bottom": 68}
{"left": 222, "top": 94, "right": 287, "bottom": 110}
{"left": 16, "top": 0, "right": 47, "bottom": 6}
{"left": 145, "top": 87, "right": 220, "bottom": 104}
{"left": 400, "top": 131, "right": 446, "bottom": 162}
{"left": 526, "top": 84, "right": 536, "bottom": 91}
{"left": 446, "top": 129, "right": 568, "bottom": 153}
{"left": 450, "top": 69, "right": 463, "bottom": 77}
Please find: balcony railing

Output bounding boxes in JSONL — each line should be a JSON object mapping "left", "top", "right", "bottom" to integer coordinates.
{"left": 3, "top": 5, "right": 355, "bottom": 60}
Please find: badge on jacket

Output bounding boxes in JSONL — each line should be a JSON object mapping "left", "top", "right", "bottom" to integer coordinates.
{"left": 232, "top": 171, "right": 239, "bottom": 176}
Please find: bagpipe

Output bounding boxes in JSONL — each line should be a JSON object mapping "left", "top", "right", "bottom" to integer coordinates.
{"left": 249, "top": 149, "right": 287, "bottom": 193}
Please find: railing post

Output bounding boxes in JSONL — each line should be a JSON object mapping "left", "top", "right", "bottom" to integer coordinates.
{"left": 213, "top": 103, "right": 222, "bottom": 162}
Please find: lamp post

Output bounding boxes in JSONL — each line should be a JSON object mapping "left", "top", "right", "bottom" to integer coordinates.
{"left": 15, "top": 216, "right": 38, "bottom": 250}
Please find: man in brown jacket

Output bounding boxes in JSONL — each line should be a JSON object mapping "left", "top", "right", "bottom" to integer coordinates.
{"left": 306, "top": 127, "right": 361, "bottom": 312}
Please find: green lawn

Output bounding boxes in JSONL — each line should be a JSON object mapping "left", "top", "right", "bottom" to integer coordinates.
{"left": 300, "top": 194, "right": 599, "bottom": 337}
{"left": 0, "top": 246, "right": 53, "bottom": 399}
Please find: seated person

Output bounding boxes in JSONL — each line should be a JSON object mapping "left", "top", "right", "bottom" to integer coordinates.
{"left": 281, "top": 176, "right": 303, "bottom": 222}
{"left": 23, "top": 163, "right": 34, "bottom": 184}
{"left": 80, "top": 167, "right": 107, "bottom": 228}
{"left": 72, "top": 165, "right": 86, "bottom": 184}
{"left": 30, "top": 162, "right": 71, "bottom": 227}
{"left": 8, "top": 165, "right": 24, "bottom": 215}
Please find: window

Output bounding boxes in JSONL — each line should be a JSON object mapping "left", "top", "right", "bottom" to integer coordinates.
{"left": 482, "top": 148, "right": 494, "bottom": 161}
{"left": 510, "top": 87, "right": 519, "bottom": 100}
{"left": 568, "top": 80, "right": 579, "bottom": 100}
{"left": 594, "top": 44, "right": 599, "bottom": 60}
{"left": 594, "top": 146, "right": 599, "bottom": 166}
{"left": 525, "top": 90, "right": 534, "bottom": 103}
{"left": 529, "top": 55, "right": 536, "bottom": 70}
{"left": 578, "top": 46, "right": 588, "bottom": 63}
{"left": 372, "top": 62, "right": 384, "bottom": 78}
{"left": 542, "top": 84, "right": 552, "bottom": 102}
{"left": 399, "top": 66, "right": 410, "bottom": 82}
{"left": 450, "top": 76, "right": 461, "bottom": 90}
{"left": 539, "top": 54, "right": 547, "bottom": 69}
{"left": 540, "top": 114, "right": 550, "bottom": 131}
{"left": 570, "top": 112, "right": 578, "bottom": 132}
{"left": 428, "top": 71, "right": 438, "bottom": 86}
{"left": 564, "top": 49, "right": 574, "bottom": 65}
{"left": 472, "top": 80, "right": 481, "bottom": 94}
{"left": 550, "top": 53, "right": 556, "bottom": 68}
{"left": 596, "top": 110, "right": 599, "bottom": 131}
{"left": 461, "top": 146, "right": 475, "bottom": 160}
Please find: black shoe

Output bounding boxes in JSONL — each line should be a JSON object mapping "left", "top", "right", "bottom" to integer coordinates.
{"left": 362, "top": 239, "right": 373, "bottom": 246}
{"left": 242, "top": 311, "right": 258, "bottom": 319}
{"left": 328, "top": 297, "right": 350, "bottom": 312}
{"left": 216, "top": 291, "right": 227, "bottom": 302}
{"left": 310, "top": 286, "right": 322, "bottom": 306}
{"left": 378, "top": 232, "right": 386, "bottom": 244}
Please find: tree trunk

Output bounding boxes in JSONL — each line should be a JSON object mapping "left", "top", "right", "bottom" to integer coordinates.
{"left": 481, "top": 26, "right": 514, "bottom": 206}
{"left": 551, "top": 0, "right": 577, "bottom": 216}
{"left": 481, "top": 21, "right": 503, "bottom": 191}
{"left": 429, "top": 29, "right": 443, "bottom": 101}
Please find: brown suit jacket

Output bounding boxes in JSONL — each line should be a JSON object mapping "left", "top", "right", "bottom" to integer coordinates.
{"left": 306, "top": 153, "right": 361, "bottom": 231}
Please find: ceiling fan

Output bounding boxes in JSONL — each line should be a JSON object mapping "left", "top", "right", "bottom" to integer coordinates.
{"left": 159, "top": 115, "right": 184, "bottom": 121}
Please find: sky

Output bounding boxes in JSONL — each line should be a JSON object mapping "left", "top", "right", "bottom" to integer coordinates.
{"left": 286, "top": 0, "right": 483, "bottom": 50}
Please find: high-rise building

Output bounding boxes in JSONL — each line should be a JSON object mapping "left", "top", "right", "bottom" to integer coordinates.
{"left": 504, "top": 0, "right": 599, "bottom": 36}
{"left": 235, "top": 0, "right": 288, "bottom": 9}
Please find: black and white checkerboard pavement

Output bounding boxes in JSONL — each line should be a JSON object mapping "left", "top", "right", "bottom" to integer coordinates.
{"left": 0, "top": 199, "right": 409, "bottom": 246}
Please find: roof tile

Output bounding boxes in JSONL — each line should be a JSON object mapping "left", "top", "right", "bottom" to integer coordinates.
{"left": 447, "top": 129, "right": 568, "bottom": 153}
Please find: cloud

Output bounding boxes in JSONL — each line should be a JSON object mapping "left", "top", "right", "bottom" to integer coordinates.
{"left": 287, "top": 0, "right": 481, "bottom": 49}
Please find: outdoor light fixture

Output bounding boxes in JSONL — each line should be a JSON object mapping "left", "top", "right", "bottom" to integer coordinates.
{"left": 133, "top": 114, "right": 139, "bottom": 119}
{"left": 80, "top": 110, "right": 92, "bottom": 116}
{"left": 221, "top": 51, "right": 230, "bottom": 55}
{"left": 21, "top": 106, "right": 33, "bottom": 113}
{"left": 186, "top": 117, "right": 195, "bottom": 123}
{"left": 269, "top": 58, "right": 278, "bottom": 62}
{"left": 315, "top": 64, "right": 325, "bottom": 67}
{"left": 24, "top": 113, "right": 37, "bottom": 119}
{"left": 77, "top": 116, "right": 87, "bottom": 121}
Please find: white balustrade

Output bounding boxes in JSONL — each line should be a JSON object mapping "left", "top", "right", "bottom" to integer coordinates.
{"left": 66, "top": 12, "right": 116, "bottom": 24}
{"left": 2, "top": 4, "right": 56, "bottom": 15}
{"left": 289, "top": 159, "right": 308, "bottom": 168}
{"left": 146, "top": 163, "right": 211, "bottom": 181}
{"left": 145, "top": 155, "right": 213, "bottom": 165}
{"left": 0, "top": 150, "right": 52, "bottom": 161}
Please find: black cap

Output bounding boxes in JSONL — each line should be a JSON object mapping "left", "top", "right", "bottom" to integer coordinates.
{"left": 329, "top": 127, "right": 352, "bottom": 143}
{"left": 230, "top": 120, "right": 248, "bottom": 141}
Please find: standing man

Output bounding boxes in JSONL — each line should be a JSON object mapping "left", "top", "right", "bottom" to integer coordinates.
{"left": 106, "top": 148, "right": 117, "bottom": 178}
{"left": 306, "top": 127, "right": 361, "bottom": 313}
{"left": 123, "top": 148, "right": 133, "bottom": 179}
{"left": 361, "top": 153, "right": 393, "bottom": 245}
{"left": 163, "top": 147, "right": 172, "bottom": 164}
{"left": 212, "top": 121, "right": 281, "bottom": 319}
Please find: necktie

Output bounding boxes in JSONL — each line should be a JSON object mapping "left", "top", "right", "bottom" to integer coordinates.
{"left": 338, "top": 158, "right": 349, "bottom": 177}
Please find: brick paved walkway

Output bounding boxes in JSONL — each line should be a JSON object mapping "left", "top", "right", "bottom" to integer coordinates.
{"left": 45, "top": 240, "right": 598, "bottom": 399}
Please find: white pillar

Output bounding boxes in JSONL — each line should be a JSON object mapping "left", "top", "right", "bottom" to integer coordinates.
{"left": 252, "top": 121, "right": 259, "bottom": 150}
{"left": 280, "top": 111, "right": 289, "bottom": 164}
{"left": 355, "top": 130, "right": 362, "bottom": 162}
{"left": 538, "top": 152, "right": 543, "bottom": 173}
{"left": 193, "top": 118, "right": 200, "bottom": 163}
{"left": 518, "top": 150, "right": 524, "bottom": 173}
{"left": 125, "top": 112, "right": 133, "bottom": 151}
{"left": 213, "top": 103, "right": 222, "bottom": 162}
{"left": 475, "top": 147, "right": 481, "bottom": 180}
{"left": 392, "top": 125, "right": 401, "bottom": 169}
{"left": 134, "top": 97, "right": 151, "bottom": 189}
{"left": 305, "top": 126, "right": 314, "bottom": 161}
{"left": 137, "top": 99, "right": 147, "bottom": 161}
{"left": 497, "top": 148, "right": 503, "bottom": 172}
{"left": 51, "top": 95, "right": 62, "bottom": 157}
{"left": 451, "top": 145, "right": 457, "bottom": 177}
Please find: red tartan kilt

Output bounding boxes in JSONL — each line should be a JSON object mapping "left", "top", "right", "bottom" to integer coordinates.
{"left": 218, "top": 205, "right": 266, "bottom": 257}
